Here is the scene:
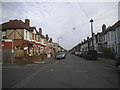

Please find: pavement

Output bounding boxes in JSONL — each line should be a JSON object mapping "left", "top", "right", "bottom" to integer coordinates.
{"left": 2, "top": 56, "right": 57, "bottom": 68}
{"left": 98, "top": 57, "right": 116, "bottom": 66}
{"left": 2, "top": 56, "right": 116, "bottom": 68}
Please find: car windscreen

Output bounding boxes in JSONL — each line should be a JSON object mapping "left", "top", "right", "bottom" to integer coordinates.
{"left": 58, "top": 52, "right": 65, "bottom": 54}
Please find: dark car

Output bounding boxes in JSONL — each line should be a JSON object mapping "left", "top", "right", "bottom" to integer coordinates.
{"left": 83, "top": 50, "right": 97, "bottom": 60}
{"left": 55, "top": 52, "right": 66, "bottom": 60}
{"left": 80, "top": 51, "right": 86, "bottom": 57}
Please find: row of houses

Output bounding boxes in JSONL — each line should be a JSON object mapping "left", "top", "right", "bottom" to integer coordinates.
{"left": 70, "top": 20, "right": 120, "bottom": 59}
{"left": 0, "top": 19, "right": 65, "bottom": 63}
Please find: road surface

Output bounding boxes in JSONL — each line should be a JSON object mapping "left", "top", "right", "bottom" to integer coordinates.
{"left": 2, "top": 53, "right": 118, "bottom": 88}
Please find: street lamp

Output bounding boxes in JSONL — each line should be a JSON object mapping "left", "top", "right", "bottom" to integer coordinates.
{"left": 90, "top": 19, "right": 94, "bottom": 50}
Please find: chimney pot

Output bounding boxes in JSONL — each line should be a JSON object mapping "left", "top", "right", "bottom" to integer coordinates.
{"left": 46, "top": 34, "right": 49, "bottom": 41}
{"left": 87, "top": 37, "right": 89, "bottom": 40}
{"left": 39, "top": 28, "right": 42, "bottom": 35}
{"left": 49, "top": 38, "right": 52, "bottom": 43}
{"left": 84, "top": 39, "right": 85, "bottom": 42}
{"left": 102, "top": 24, "right": 106, "bottom": 32}
{"left": 25, "top": 19, "right": 30, "bottom": 26}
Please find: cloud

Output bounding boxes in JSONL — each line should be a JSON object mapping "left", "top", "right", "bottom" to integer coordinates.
{"left": 1, "top": 2, "right": 118, "bottom": 50}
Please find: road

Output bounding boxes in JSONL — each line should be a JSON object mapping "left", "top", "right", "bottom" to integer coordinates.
{"left": 2, "top": 53, "right": 118, "bottom": 88}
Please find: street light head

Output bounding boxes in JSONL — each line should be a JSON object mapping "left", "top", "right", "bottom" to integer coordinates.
{"left": 90, "top": 19, "right": 94, "bottom": 22}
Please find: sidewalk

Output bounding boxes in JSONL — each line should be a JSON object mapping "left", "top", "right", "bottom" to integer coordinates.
{"left": 2, "top": 56, "right": 57, "bottom": 68}
{"left": 98, "top": 57, "right": 116, "bottom": 66}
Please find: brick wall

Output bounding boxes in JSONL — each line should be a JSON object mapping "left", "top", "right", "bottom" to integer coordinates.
{"left": 14, "top": 54, "right": 47, "bottom": 63}
{"left": 2, "top": 41, "right": 12, "bottom": 49}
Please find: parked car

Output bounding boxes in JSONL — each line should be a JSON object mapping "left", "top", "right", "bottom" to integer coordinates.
{"left": 83, "top": 50, "right": 97, "bottom": 60}
{"left": 75, "top": 51, "right": 79, "bottom": 56}
{"left": 79, "top": 51, "right": 85, "bottom": 57}
{"left": 75, "top": 51, "right": 81, "bottom": 56}
{"left": 77, "top": 52, "right": 82, "bottom": 56}
{"left": 55, "top": 52, "right": 66, "bottom": 60}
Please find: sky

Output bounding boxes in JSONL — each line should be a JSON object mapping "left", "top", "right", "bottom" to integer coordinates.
{"left": 1, "top": 0, "right": 119, "bottom": 50}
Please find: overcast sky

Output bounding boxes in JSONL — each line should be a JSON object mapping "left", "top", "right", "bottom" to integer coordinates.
{"left": 1, "top": 0, "right": 119, "bottom": 50}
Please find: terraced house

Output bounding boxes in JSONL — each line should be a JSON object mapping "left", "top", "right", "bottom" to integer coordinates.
{"left": 71, "top": 20, "right": 120, "bottom": 59}
{"left": 0, "top": 19, "right": 56, "bottom": 63}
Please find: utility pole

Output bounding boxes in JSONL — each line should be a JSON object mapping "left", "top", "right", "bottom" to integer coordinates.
{"left": 90, "top": 19, "right": 94, "bottom": 50}
{"left": 57, "top": 37, "right": 62, "bottom": 45}
{"left": 57, "top": 38, "right": 59, "bottom": 46}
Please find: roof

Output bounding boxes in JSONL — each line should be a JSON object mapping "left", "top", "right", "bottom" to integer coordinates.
{"left": 40, "top": 35, "right": 46, "bottom": 39}
{"left": 109, "top": 20, "right": 120, "bottom": 31}
{"left": 0, "top": 19, "right": 35, "bottom": 31}
{"left": 36, "top": 32, "right": 46, "bottom": 39}
{"left": 100, "top": 20, "right": 120, "bottom": 35}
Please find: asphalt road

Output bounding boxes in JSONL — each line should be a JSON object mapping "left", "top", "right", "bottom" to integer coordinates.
{"left": 2, "top": 53, "right": 118, "bottom": 88}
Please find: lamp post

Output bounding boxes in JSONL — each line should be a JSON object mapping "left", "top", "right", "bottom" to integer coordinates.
{"left": 90, "top": 19, "right": 94, "bottom": 50}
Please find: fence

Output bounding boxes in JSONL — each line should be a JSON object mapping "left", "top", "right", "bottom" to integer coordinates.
{"left": 15, "top": 54, "right": 47, "bottom": 63}
{"left": 2, "top": 49, "right": 47, "bottom": 63}
{"left": 2, "top": 49, "right": 14, "bottom": 63}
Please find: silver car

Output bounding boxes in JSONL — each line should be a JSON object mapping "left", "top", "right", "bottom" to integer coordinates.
{"left": 55, "top": 52, "right": 66, "bottom": 60}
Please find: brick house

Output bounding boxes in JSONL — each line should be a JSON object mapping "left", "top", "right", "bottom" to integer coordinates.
{"left": 0, "top": 19, "right": 52, "bottom": 63}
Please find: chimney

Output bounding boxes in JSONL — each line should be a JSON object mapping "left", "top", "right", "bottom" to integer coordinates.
{"left": 84, "top": 39, "right": 86, "bottom": 42}
{"left": 102, "top": 24, "right": 106, "bottom": 32}
{"left": 39, "top": 28, "right": 42, "bottom": 35}
{"left": 46, "top": 34, "right": 49, "bottom": 41}
{"left": 87, "top": 37, "right": 89, "bottom": 40}
{"left": 25, "top": 19, "right": 30, "bottom": 26}
{"left": 49, "top": 38, "right": 52, "bottom": 43}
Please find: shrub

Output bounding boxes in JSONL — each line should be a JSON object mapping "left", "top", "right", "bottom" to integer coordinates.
{"left": 102, "top": 47, "right": 112, "bottom": 54}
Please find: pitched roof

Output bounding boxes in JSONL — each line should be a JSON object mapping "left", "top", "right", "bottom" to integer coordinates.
{"left": 1, "top": 19, "right": 35, "bottom": 31}
{"left": 100, "top": 20, "right": 120, "bottom": 35}
{"left": 40, "top": 34, "right": 46, "bottom": 39}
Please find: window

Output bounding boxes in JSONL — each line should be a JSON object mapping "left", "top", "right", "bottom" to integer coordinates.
{"left": 26, "top": 31, "right": 27, "bottom": 39}
{"left": 30, "top": 33, "right": 32, "bottom": 40}
{"left": 2, "top": 31, "right": 6, "bottom": 39}
{"left": 3, "top": 36, "right": 6, "bottom": 39}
